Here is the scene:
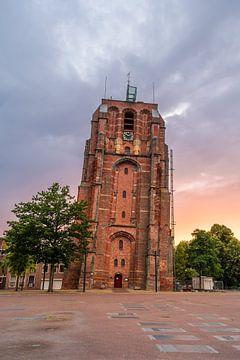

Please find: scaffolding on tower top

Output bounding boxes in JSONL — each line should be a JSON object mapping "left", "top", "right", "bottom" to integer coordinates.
{"left": 126, "top": 84, "right": 137, "bottom": 102}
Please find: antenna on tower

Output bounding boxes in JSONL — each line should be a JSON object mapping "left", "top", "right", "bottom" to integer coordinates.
{"left": 152, "top": 82, "right": 155, "bottom": 103}
{"left": 127, "top": 72, "right": 131, "bottom": 86}
{"left": 126, "top": 72, "right": 137, "bottom": 102}
{"left": 104, "top": 76, "right": 107, "bottom": 98}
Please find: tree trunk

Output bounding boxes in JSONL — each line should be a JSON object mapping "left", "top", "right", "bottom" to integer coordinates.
{"left": 83, "top": 252, "right": 87, "bottom": 292}
{"left": 15, "top": 275, "right": 19, "bottom": 291}
{"left": 48, "top": 264, "right": 55, "bottom": 292}
{"left": 78, "top": 255, "right": 83, "bottom": 289}
{"left": 21, "top": 272, "right": 25, "bottom": 291}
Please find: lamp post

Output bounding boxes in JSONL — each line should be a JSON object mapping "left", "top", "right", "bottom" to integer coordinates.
{"left": 154, "top": 250, "right": 158, "bottom": 293}
{"left": 83, "top": 251, "right": 87, "bottom": 293}
{"left": 82, "top": 250, "right": 96, "bottom": 292}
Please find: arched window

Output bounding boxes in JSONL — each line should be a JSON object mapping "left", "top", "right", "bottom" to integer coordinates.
{"left": 119, "top": 240, "right": 123, "bottom": 250}
{"left": 114, "top": 259, "right": 118, "bottom": 267}
{"left": 124, "top": 167, "right": 128, "bottom": 175}
{"left": 121, "top": 259, "right": 125, "bottom": 267}
{"left": 122, "top": 191, "right": 126, "bottom": 198}
{"left": 124, "top": 147, "right": 130, "bottom": 155}
{"left": 122, "top": 211, "right": 126, "bottom": 219}
{"left": 124, "top": 111, "right": 134, "bottom": 131}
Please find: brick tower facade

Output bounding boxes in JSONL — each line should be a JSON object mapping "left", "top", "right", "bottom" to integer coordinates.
{"left": 63, "top": 88, "right": 173, "bottom": 291}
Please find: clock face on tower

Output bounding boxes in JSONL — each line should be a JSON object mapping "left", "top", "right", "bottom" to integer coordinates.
{"left": 123, "top": 131, "right": 133, "bottom": 141}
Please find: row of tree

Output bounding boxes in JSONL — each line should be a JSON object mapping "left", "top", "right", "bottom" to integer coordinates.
{"left": 175, "top": 224, "right": 240, "bottom": 288}
{"left": 3, "top": 183, "right": 92, "bottom": 292}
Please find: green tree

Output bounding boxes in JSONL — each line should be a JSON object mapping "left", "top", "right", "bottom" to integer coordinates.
{"left": 5, "top": 183, "right": 91, "bottom": 292}
{"left": 188, "top": 229, "right": 223, "bottom": 279}
{"left": 175, "top": 225, "right": 240, "bottom": 288}
{"left": 175, "top": 241, "right": 198, "bottom": 284}
{"left": 210, "top": 224, "right": 239, "bottom": 287}
{"left": 210, "top": 224, "right": 234, "bottom": 244}
{"left": 224, "top": 238, "right": 240, "bottom": 287}
{"left": 5, "top": 221, "right": 39, "bottom": 291}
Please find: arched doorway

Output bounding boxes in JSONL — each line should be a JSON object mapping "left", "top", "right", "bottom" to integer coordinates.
{"left": 114, "top": 273, "right": 122, "bottom": 288}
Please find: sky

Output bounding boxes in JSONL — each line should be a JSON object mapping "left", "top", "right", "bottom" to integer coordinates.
{"left": 1, "top": 0, "right": 240, "bottom": 244}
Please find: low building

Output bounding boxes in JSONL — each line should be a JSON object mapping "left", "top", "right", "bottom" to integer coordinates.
{"left": 0, "top": 238, "right": 7, "bottom": 289}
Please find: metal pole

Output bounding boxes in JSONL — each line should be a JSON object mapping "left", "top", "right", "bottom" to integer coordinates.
{"left": 83, "top": 252, "right": 87, "bottom": 293}
{"left": 42, "top": 263, "right": 46, "bottom": 290}
{"left": 154, "top": 251, "right": 158, "bottom": 293}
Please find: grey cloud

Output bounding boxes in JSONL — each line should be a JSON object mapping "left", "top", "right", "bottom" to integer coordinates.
{"left": 1, "top": 0, "right": 240, "bottom": 239}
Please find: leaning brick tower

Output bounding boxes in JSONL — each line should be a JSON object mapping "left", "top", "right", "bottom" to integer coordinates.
{"left": 63, "top": 85, "right": 173, "bottom": 291}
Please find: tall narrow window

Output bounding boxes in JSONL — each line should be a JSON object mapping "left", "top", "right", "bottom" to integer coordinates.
{"left": 122, "top": 211, "right": 126, "bottom": 219}
{"left": 124, "top": 167, "right": 128, "bottom": 175}
{"left": 124, "top": 111, "right": 134, "bottom": 130}
{"left": 119, "top": 240, "right": 123, "bottom": 250}
{"left": 121, "top": 259, "right": 125, "bottom": 267}
{"left": 122, "top": 191, "right": 126, "bottom": 198}
{"left": 59, "top": 264, "right": 65, "bottom": 273}
{"left": 124, "top": 147, "right": 130, "bottom": 155}
{"left": 114, "top": 259, "right": 118, "bottom": 267}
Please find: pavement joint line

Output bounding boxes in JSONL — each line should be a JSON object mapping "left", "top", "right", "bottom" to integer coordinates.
{"left": 149, "top": 334, "right": 200, "bottom": 341}
{"left": 156, "top": 344, "right": 219, "bottom": 353}
{"left": 142, "top": 327, "right": 186, "bottom": 332}
{"left": 232, "top": 345, "right": 240, "bottom": 350}
{"left": 188, "top": 322, "right": 227, "bottom": 327}
{"left": 197, "top": 315, "right": 229, "bottom": 320}
{"left": 138, "top": 322, "right": 171, "bottom": 326}
{"left": 214, "top": 335, "right": 240, "bottom": 341}
{"left": 199, "top": 327, "right": 240, "bottom": 333}
{"left": 0, "top": 308, "right": 25, "bottom": 311}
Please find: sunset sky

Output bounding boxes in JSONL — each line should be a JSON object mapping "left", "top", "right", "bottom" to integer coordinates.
{"left": 1, "top": 0, "right": 240, "bottom": 244}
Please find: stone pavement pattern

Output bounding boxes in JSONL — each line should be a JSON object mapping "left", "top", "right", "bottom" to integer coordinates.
{"left": 0, "top": 290, "right": 240, "bottom": 359}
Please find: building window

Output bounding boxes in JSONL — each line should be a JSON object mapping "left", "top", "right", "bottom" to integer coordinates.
{"left": 122, "top": 211, "right": 126, "bottom": 219}
{"left": 124, "top": 167, "right": 128, "bottom": 175}
{"left": 121, "top": 259, "right": 125, "bottom": 267}
{"left": 28, "top": 275, "right": 35, "bottom": 288}
{"left": 59, "top": 264, "right": 65, "bottom": 273}
{"left": 122, "top": 191, "right": 126, "bottom": 198}
{"left": 10, "top": 276, "right": 16, "bottom": 288}
{"left": 124, "top": 146, "right": 130, "bottom": 155}
{"left": 119, "top": 240, "right": 123, "bottom": 250}
{"left": 114, "top": 259, "right": 118, "bottom": 267}
{"left": 124, "top": 111, "right": 134, "bottom": 131}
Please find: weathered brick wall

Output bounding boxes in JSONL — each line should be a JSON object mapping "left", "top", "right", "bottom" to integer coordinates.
{"left": 63, "top": 98, "right": 173, "bottom": 291}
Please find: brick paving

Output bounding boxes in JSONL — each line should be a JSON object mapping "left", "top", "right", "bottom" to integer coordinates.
{"left": 0, "top": 290, "right": 240, "bottom": 359}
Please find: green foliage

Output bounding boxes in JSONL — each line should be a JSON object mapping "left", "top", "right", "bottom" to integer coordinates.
{"left": 210, "top": 224, "right": 234, "bottom": 244}
{"left": 5, "top": 221, "right": 38, "bottom": 290}
{"left": 175, "top": 224, "right": 240, "bottom": 288}
{"left": 224, "top": 239, "right": 240, "bottom": 287}
{"left": 175, "top": 241, "right": 196, "bottom": 283}
{"left": 5, "top": 183, "right": 92, "bottom": 292}
{"left": 210, "top": 224, "right": 240, "bottom": 287}
{"left": 188, "top": 229, "right": 222, "bottom": 279}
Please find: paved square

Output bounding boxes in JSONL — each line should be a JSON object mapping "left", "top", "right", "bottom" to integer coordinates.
{"left": 1, "top": 290, "right": 240, "bottom": 360}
